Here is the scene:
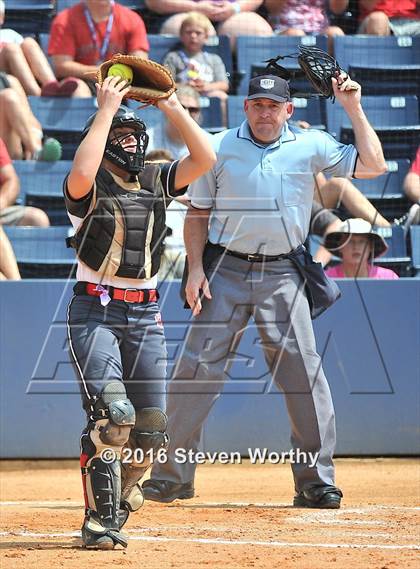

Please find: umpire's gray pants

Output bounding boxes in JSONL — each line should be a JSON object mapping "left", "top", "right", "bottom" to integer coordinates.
{"left": 152, "top": 255, "right": 337, "bottom": 493}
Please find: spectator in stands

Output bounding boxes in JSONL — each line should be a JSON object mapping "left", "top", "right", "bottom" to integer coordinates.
{"left": 0, "top": 225, "right": 20, "bottom": 280}
{"left": 145, "top": 0, "right": 273, "bottom": 48}
{"left": 309, "top": 187, "right": 389, "bottom": 266}
{"left": 0, "top": 72, "right": 43, "bottom": 160}
{"left": 358, "top": 0, "right": 420, "bottom": 35}
{"left": 315, "top": 172, "right": 391, "bottom": 227}
{"left": 264, "top": 0, "right": 348, "bottom": 52}
{"left": 0, "top": 72, "right": 58, "bottom": 160}
{"left": 48, "top": 0, "right": 149, "bottom": 97}
{"left": 294, "top": 120, "right": 390, "bottom": 228}
{"left": 0, "top": 138, "right": 49, "bottom": 227}
{"left": 0, "top": 1, "right": 78, "bottom": 97}
{"left": 310, "top": 200, "right": 343, "bottom": 266}
{"left": 147, "top": 85, "right": 209, "bottom": 159}
{"left": 400, "top": 146, "right": 420, "bottom": 229}
{"left": 162, "top": 12, "right": 229, "bottom": 108}
{"left": 243, "top": 111, "right": 388, "bottom": 227}
{"left": 324, "top": 218, "right": 399, "bottom": 279}
{"left": 404, "top": 146, "right": 420, "bottom": 205}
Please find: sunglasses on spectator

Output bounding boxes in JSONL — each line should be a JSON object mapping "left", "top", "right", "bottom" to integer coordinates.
{"left": 182, "top": 105, "right": 201, "bottom": 114}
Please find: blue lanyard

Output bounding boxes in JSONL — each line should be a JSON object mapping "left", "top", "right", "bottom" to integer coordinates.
{"left": 178, "top": 50, "right": 191, "bottom": 68}
{"left": 84, "top": 0, "right": 115, "bottom": 64}
{"left": 178, "top": 50, "right": 211, "bottom": 68}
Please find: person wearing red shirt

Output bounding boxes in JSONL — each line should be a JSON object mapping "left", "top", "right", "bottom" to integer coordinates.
{"left": 49, "top": 0, "right": 149, "bottom": 97}
{"left": 358, "top": 0, "right": 420, "bottom": 35}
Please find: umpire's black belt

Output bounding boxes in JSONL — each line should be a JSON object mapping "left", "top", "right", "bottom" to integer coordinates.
{"left": 207, "top": 242, "right": 294, "bottom": 263}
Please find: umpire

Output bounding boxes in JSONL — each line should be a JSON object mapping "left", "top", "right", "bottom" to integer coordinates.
{"left": 65, "top": 75, "right": 215, "bottom": 549}
{"left": 143, "top": 72, "right": 387, "bottom": 507}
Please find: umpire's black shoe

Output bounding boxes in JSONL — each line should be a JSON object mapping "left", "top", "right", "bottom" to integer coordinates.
{"left": 142, "top": 479, "right": 194, "bottom": 503}
{"left": 293, "top": 485, "right": 343, "bottom": 509}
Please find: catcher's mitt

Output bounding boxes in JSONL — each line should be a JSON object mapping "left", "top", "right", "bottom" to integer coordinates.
{"left": 297, "top": 46, "right": 342, "bottom": 99}
{"left": 91, "top": 54, "right": 176, "bottom": 104}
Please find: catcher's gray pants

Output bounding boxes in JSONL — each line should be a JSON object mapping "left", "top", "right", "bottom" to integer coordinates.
{"left": 151, "top": 256, "right": 337, "bottom": 492}
{"left": 67, "top": 294, "right": 167, "bottom": 415}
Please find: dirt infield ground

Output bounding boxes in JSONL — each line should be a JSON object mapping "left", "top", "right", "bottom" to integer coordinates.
{"left": 1, "top": 458, "right": 419, "bottom": 569}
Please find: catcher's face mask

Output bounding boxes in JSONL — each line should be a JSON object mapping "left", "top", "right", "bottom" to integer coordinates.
{"left": 105, "top": 109, "right": 149, "bottom": 175}
{"left": 82, "top": 106, "right": 149, "bottom": 174}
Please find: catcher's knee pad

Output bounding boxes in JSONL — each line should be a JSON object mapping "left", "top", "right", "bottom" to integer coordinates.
{"left": 120, "top": 407, "right": 169, "bottom": 512}
{"left": 81, "top": 382, "right": 136, "bottom": 533}
{"left": 130, "top": 407, "right": 169, "bottom": 465}
{"left": 88, "top": 381, "right": 136, "bottom": 454}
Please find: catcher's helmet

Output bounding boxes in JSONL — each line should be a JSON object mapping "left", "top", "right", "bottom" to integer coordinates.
{"left": 82, "top": 105, "right": 149, "bottom": 174}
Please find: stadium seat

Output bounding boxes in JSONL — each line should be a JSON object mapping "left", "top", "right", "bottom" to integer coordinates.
{"left": 13, "top": 161, "right": 72, "bottom": 226}
{"left": 409, "top": 225, "right": 420, "bottom": 274}
{"left": 334, "top": 36, "right": 420, "bottom": 95}
{"left": 352, "top": 159, "right": 412, "bottom": 222}
{"left": 227, "top": 95, "right": 325, "bottom": 129}
{"left": 199, "top": 96, "right": 224, "bottom": 133}
{"left": 375, "top": 225, "right": 412, "bottom": 277}
{"left": 341, "top": 125, "right": 419, "bottom": 160}
{"left": 326, "top": 95, "right": 419, "bottom": 138}
{"left": 226, "top": 96, "right": 245, "bottom": 129}
{"left": 148, "top": 34, "right": 234, "bottom": 82}
{"left": 352, "top": 159, "right": 410, "bottom": 199}
{"left": 3, "top": 1, "right": 54, "bottom": 35}
{"left": 235, "top": 35, "right": 328, "bottom": 95}
{"left": 334, "top": 36, "right": 420, "bottom": 66}
{"left": 349, "top": 65, "right": 420, "bottom": 97}
{"left": 4, "top": 226, "right": 76, "bottom": 279}
{"left": 326, "top": 95, "right": 419, "bottom": 160}
{"left": 28, "top": 97, "right": 98, "bottom": 160}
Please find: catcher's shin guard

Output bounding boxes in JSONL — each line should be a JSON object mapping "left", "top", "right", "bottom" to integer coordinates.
{"left": 80, "top": 382, "right": 135, "bottom": 549}
{"left": 119, "top": 408, "right": 169, "bottom": 523}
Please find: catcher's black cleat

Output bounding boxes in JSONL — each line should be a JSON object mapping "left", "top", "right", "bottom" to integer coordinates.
{"left": 293, "top": 485, "right": 343, "bottom": 509}
{"left": 81, "top": 518, "right": 128, "bottom": 550}
{"left": 118, "top": 507, "right": 130, "bottom": 531}
{"left": 142, "top": 479, "right": 194, "bottom": 503}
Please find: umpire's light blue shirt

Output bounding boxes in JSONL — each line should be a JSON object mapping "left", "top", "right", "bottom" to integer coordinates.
{"left": 189, "top": 121, "right": 358, "bottom": 255}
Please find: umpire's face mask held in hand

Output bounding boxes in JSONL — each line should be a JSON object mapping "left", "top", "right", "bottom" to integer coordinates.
{"left": 244, "top": 98, "right": 293, "bottom": 145}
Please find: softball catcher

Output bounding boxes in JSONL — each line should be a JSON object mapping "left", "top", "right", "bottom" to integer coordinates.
{"left": 65, "top": 57, "right": 215, "bottom": 549}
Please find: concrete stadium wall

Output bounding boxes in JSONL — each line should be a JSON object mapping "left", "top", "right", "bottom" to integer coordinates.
{"left": 0, "top": 279, "right": 419, "bottom": 458}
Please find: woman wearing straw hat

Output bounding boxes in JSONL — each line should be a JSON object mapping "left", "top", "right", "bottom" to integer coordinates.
{"left": 324, "top": 218, "right": 399, "bottom": 279}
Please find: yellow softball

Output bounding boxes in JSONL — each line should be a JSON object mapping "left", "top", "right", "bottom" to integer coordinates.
{"left": 107, "top": 63, "right": 134, "bottom": 84}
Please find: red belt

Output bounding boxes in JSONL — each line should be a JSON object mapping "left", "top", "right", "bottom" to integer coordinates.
{"left": 74, "top": 281, "right": 159, "bottom": 304}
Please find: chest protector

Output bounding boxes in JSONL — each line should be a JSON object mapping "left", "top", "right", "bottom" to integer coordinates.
{"left": 69, "top": 165, "right": 166, "bottom": 279}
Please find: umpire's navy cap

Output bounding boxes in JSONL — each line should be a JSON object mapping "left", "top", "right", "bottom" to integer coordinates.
{"left": 247, "top": 75, "right": 291, "bottom": 103}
